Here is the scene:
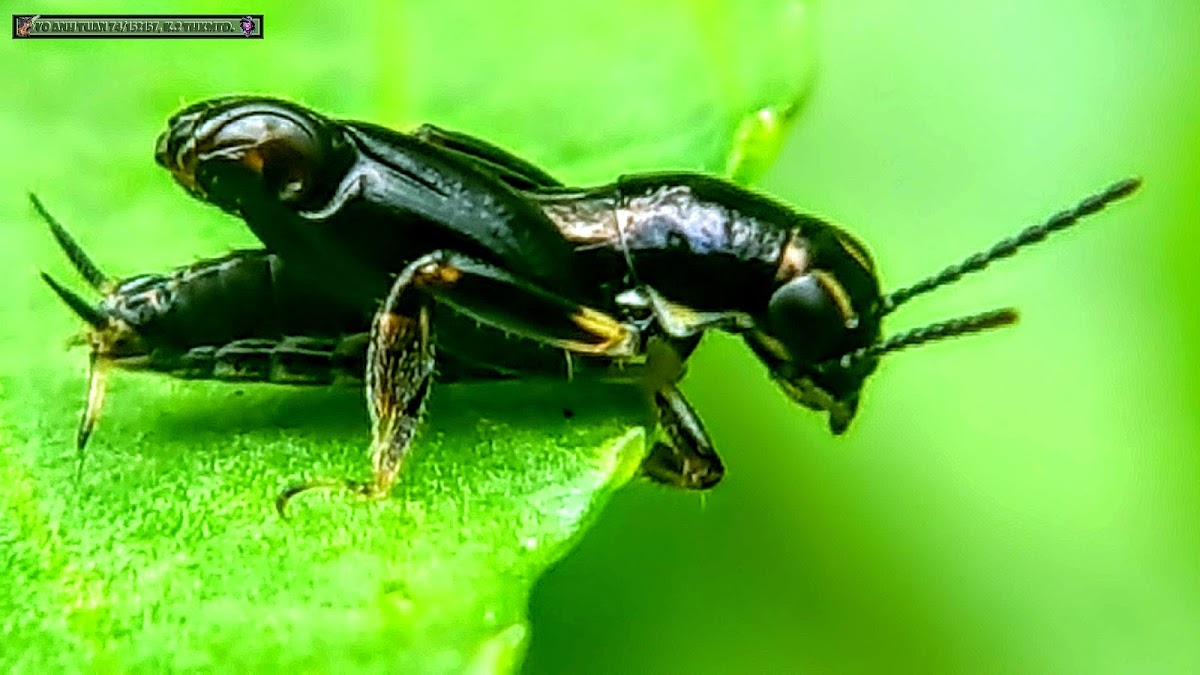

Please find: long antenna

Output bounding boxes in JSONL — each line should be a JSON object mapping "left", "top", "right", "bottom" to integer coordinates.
{"left": 835, "top": 307, "right": 1019, "bottom": 370}
{"left": 880, "top": 177, "right": 1141, "bottom": 315}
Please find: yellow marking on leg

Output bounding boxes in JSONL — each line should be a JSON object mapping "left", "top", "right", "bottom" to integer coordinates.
{"left": 416, "top": 262, "right": 462, "bottom": 287}
{"left": 570, "top": 308, "right": 637, "bottom": 356}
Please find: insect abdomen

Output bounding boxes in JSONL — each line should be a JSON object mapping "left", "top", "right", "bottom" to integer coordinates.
{"left": 144, "top": 334, "right": 368, "bottom": 385}
{"left": 111, "top": 250, "right": 369, "bottom": 350}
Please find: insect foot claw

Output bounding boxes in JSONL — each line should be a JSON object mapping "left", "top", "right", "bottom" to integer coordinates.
{"left": 275, "top": 477, "right": 383, "bottom": 519}
{"left": 348, "top": 481, "right": 390, "bottom": 503}
{"left": 641, "top": 441, "right": 724, "bottom": 491}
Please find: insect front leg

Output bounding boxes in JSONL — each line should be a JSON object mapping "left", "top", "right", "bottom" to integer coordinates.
{"left": 602, "top": 336, "right": 723, "bottom": 491}
{"left": 641, "top": 384, "right": 725, "bottom": 491}
{"left": 634, "top": 286, "right": 757, "bottom": 339}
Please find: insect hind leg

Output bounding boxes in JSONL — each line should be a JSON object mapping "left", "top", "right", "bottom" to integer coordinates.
{"left": 278, "top": 255, "right": 438, "bottom": 515}
{"left": 278, "top": 250, "right": 647, "bottom": 515}
{"left": 410, "top": 250, "right": 642, "bottom": 359}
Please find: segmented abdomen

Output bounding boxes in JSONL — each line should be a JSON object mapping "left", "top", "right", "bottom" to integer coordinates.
{"left": 146, "top": 334, "right": 369, "bottom": 385}
{"left": 107, "top": 251, "right": 566, "bottom": 386}
{"left": 106, "top": 249, "right": 370, "bottom": 349}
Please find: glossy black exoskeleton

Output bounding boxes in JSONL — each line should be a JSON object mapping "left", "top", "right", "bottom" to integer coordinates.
{"left": 41, "top": 95, "right": 1141, "bottom": 512}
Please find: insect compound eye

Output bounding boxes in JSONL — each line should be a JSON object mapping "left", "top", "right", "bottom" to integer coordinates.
{"left": 203, "top": 111, "right": 326, "bottom": 204}
{"left": 766, "top": 272, "right": 854, "bottom": 364}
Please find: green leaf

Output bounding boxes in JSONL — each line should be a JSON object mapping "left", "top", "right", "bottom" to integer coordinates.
{"left": 388, "top": 0, "right": 816, "bottom": 182}
{"left": 1, "top": 374, "right": 647, "bottom": 671}
{"left": 1, "top": 1, "right": 813, "bottom": 671}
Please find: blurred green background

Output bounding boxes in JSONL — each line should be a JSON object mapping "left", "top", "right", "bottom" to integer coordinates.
{"left": 3, "top": 1, "right": 1199, "bottom": 673}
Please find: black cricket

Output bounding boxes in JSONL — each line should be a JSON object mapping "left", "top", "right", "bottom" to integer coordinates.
{"left": 36, "top": 96, "right": 1141, "bottom": 514}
